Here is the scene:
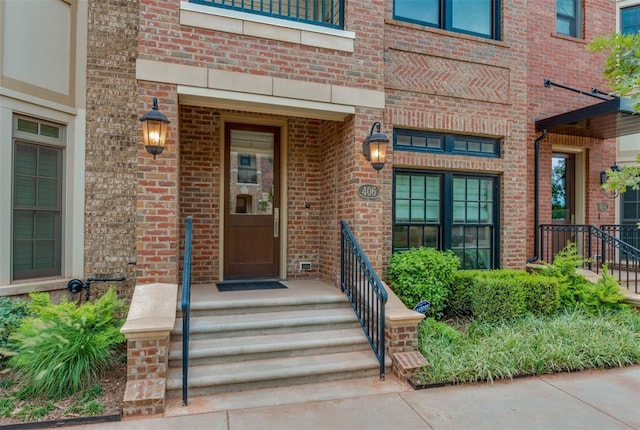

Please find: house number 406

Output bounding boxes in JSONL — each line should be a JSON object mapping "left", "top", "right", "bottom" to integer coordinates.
{"left": 358, "top": 184, "right": 380, "bottom": 199}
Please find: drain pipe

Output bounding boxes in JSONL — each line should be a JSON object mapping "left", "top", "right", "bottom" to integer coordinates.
{"left": 527, "top": 129, "right": 547, "bottom": 263}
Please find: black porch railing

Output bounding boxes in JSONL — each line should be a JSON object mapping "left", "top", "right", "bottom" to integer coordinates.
{"left": 539, "top": 224, "right": 640, "bottom": 294}
{"left": 340, "top": 220, "right": 388, "bottom": 380}
{"left": 190, "top": 0, "right": 344, "bottom": 29}
{"left": 181, "top": 216, "right": 194, "bottom": 405}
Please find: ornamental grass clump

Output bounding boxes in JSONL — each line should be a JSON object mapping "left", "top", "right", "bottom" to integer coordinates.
{"left": 3, "top": 288, "right": 125, "bottom": 400}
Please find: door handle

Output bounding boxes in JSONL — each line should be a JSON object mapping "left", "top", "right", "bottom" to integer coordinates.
{"left": 274, "top": 208, "right": 280, "bottom": 238}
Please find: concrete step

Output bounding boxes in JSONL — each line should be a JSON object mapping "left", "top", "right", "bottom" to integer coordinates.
{"left": 166, "top": 350, "right": 387, "bottom": 398}
{"left": 169, "top": 328, "right": 371, "bottom": 366}
{"left": 178, "top": 294, "right": 351, "bottom": 318}
{"left": 172, "top": 307, "right": 361, "bottom": 340}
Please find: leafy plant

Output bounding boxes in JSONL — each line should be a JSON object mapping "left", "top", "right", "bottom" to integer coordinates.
{"left": 387, "top": 247, "right": 460, "bottom": 317}
{"left": 14, "top": 401, "right": 53, "bottom": 421}
{"left": 0, "top": 297, "right": 28, "bottom": 351}
{"left": 0, "top": 397, "right": 15, "bottom": 418}
{"left": 6, "top": 288, "right": 125, "bottom": 399}
{"left": 417, "top": 309, "right": 640, "bottom": 385}
{"left": 471, "top": 277, "right": 528, "bottom": 322}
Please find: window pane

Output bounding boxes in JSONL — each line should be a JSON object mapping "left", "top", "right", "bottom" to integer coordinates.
{"left": 410, "top": 176, "right": 425, "bottom": 198}
{"left": 451, "top": 0, "right": 491, "bottom": 36}
{"left": 424, "top": 226, "right": 439, "bottom": 248}
{"left": 480, "top": 203, "right": 492, "bottom": 222}
{"left": 454, "top": 139, "right": 467, "bottom": 151}
{"left": 453, "top": 178, "right": 465, "bottom": 200}
{"left": 40, "top": 124, "right": 60, "bottom": 139}
{"left": 557, "top": 0, "right": 575, "bottom": 17}
{"left": 13, "top": 211, "right": 33, "bottom": 240}
{"left": 427, "top": 137, "right": 442, "bottom": 149}
{"left": 15, "top": 145, "right": 37, "bottom": 175}
{"left": 412, "top": 136, "right": 427, "bottom": 147}
{"left": 481, "top": 142, "right": 494, "bottom": 153}
{"left": 394, "top": 226, "right": 408, "bottom": 249}
{"left": 35, "top": 212, "right": 55, "bottom": 239}
{"left": 15, "top": 177, "right": 36, "bottom": 206}
{"left": 468, "top": 140, "right": 481, "bottom": 152}
{"left": 453, "top": 201, "right": 465, "bottom": 222}
{"left": 556, "top": 18, "right": 571, "bottom": 35}
{"left": 396, "top": 175, "right": 410, "bottom": 198}
{"left": 466, "top": 202, "right": 479, "bottom": 222}
{"left": 13, "top": 242, "right": 33, "bottom": 271}
{"left": 17, "top": 118, "right": 38, "bottom": 134}
{"left": 467, "top": 179, "right": 480, "bottom": 199}
{"left": 35, "top": 241, "right": 55, "bottom": 269}
{"left": 411, "top": 200, "right": 425, "bottom": 221}
{"left": 38, "top": 148, "right": 59, "bottom": 178}
{"left": 409, "top": 226, "right": 423, "bottom": 248}
{"left": 480, "top": 179, "right": 493, "bottom": 200}
{"left": 426, "top": 200, "right": 440, "bottom": 222}
{"left": 426, "top": 176, "right": 440, "bottom": 197}
{"left": 38, "top": 179, "right": 58, "bottom": 208}
{"left": 395, "top": 0, "right": 439, "bottom": 25}
{"left": 396, "top": 200, "right": 410, "bottom": 222}
{"left": 397, "top": 135, "right": 411, "bottom": 146}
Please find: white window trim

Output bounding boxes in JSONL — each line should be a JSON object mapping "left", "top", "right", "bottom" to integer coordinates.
{"left": 0, "top": 97, "right": 85, "bottom": 290}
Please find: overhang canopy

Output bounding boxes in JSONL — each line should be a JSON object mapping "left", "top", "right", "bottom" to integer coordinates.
{"left": 535, "top": 97, "right": 640, "bottom": 139}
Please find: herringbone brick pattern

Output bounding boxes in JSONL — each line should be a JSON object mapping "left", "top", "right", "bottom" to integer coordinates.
{"left": 385, "top": 49, "right": 510, "bottom": 104}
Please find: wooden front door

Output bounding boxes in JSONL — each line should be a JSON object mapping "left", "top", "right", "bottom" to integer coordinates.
{"left": 224, "top": 123, "right": 280, "bottom": 279}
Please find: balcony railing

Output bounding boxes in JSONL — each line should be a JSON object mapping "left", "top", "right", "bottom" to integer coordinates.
{"left": 190, "top": 0, "right": 344, "bottom": 29}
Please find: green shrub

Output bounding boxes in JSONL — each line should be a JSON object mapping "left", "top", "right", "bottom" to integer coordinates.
{"left": 14, "top": 401, "right": 53, "bottom": 421}
{"left": 387, "top": 247, "right": 460, "bottom": 317}
{"left": 0, "top": 397, "right": 15, "bottom": 418}
{"left": 0, "top": 297, "right": 28, "bottom": 351}
{"left": 471, "top": 277, "right": 529, "bottom": 322}
{"left": 7, "top": 288, "right": 125, "bottom": 399}
{"left": 447, "top": 270, "right": 482, "bottom": 317}
{"left": 522, "top": 274, "right": 561, "bottom": 316}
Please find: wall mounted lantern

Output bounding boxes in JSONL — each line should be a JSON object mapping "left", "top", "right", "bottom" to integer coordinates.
{"left": 600, "top": 164, "right": 621, "bottom": 199}
{"left": 362, "top": 121, "right": 389, "bottom": 171}
{"left": 140, "top": 97, "right": 170, "bottom": 159}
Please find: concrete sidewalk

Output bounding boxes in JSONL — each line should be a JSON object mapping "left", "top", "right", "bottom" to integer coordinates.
{"left": 74, "top": 365, "right": 640, "bottom": 430}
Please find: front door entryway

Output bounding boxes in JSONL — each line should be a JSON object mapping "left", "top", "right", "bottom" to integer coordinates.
{"left": 223, "top": 123, "right": 280, "bottom": 279}
{"left": 551, "top": 152, "right": 576, "bottom": 253}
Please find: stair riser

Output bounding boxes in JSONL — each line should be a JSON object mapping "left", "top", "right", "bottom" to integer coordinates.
{"left": 179, "top": 302, "right": 351, "bottom": 318}
{"left": 166, "top": 367, "right": 385, "bottom": 399}
{"left": 172, "top": 321, "right": 361, "bottom": 341}
{"left": 169, "top": 342, "right": 371, "bottom": 367}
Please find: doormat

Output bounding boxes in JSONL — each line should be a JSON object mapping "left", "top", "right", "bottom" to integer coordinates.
{"left": 216, "top": 281, "right": 287, "bottom": 292}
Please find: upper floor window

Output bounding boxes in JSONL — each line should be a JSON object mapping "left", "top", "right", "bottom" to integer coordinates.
{"left": 395, "top": 129, "right": 500, "bottom": 158}
{"left": 190, "top": 0, "right": 344, "bottom": 29}
{"left": 556, "top": 0, "right": 581, "bottom": 38}
{"left": 621, "top": 5, "right": 640, "bottom": 34}
{"left": 393, "top": 0, "right": 501, "bottom": 40}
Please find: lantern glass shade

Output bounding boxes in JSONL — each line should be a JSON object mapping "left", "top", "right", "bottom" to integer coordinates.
{"left": 140, "top": 97, "right": 170, "bottom": 159}
{"left": 142, "top": 119, "right": 168, "bottom": 159}
{"left": 368, "top": 138, "right": 388, "bottom": 171}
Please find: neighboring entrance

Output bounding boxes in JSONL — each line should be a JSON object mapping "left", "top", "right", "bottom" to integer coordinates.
{"left": 551, "top": 152, "right": 576, "bottom": 254}
{"left": 223, "top": 123, "right": 280, "bottom": 279}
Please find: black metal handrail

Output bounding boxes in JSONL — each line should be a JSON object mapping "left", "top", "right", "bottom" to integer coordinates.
{"left": 181, "top": 216, "right": 193, "bottom": 405}
{"left": 190, "top": 0, "right": 344, "bottom": 29}
{"left": 539, "top": 224, "right": 640, "bottom": 293}
{"left": 340, "top": 220, "right": 388, "bottom": 380}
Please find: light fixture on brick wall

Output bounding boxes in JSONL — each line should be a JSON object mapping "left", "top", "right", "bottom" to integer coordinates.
{"left": 363, "top": 121, "right": 389, "bottom": 171}
{"left": 600, "top": 164, "right": 621, "bottom": 199}
{"left": 140, "top": 97, "right": 170, "bottom": 159}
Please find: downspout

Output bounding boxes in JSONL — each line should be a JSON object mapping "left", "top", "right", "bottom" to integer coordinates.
{"left": 527, "top": 129, "right": 547, "bottom": 263}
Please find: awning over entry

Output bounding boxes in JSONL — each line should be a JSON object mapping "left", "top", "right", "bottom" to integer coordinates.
{"left": 535, "top": 97, "right": 640, "bottom": 139}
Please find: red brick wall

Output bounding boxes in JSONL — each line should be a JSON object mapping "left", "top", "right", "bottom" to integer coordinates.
{"left": 527, "top": 0, "right": 617, "bottom": 253}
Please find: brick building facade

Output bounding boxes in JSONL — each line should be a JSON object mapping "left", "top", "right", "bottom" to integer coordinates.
{"left": 1, "top": 0, "right": 630, "bottom": 299}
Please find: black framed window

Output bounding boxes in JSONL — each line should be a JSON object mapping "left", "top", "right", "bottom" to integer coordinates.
{"left": 13, "top": 142, "right": 63, "bottom": 280}
{"left": 621, "top": 5, "right": 640, "bottom": 35}
{"left": 393, "top": 170, "right": 499, "bottom": 269}
{"left": 394, "top": 129, "right": 500, "bottom": 158}
{"left": 237, "top": 154, "right": 257, "bottom": 183}
{"left": 556, "top": 0, "right": 581, "bottom": 38}
{"left": 393, "top": 0, "right": 501, "bottom": 40}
